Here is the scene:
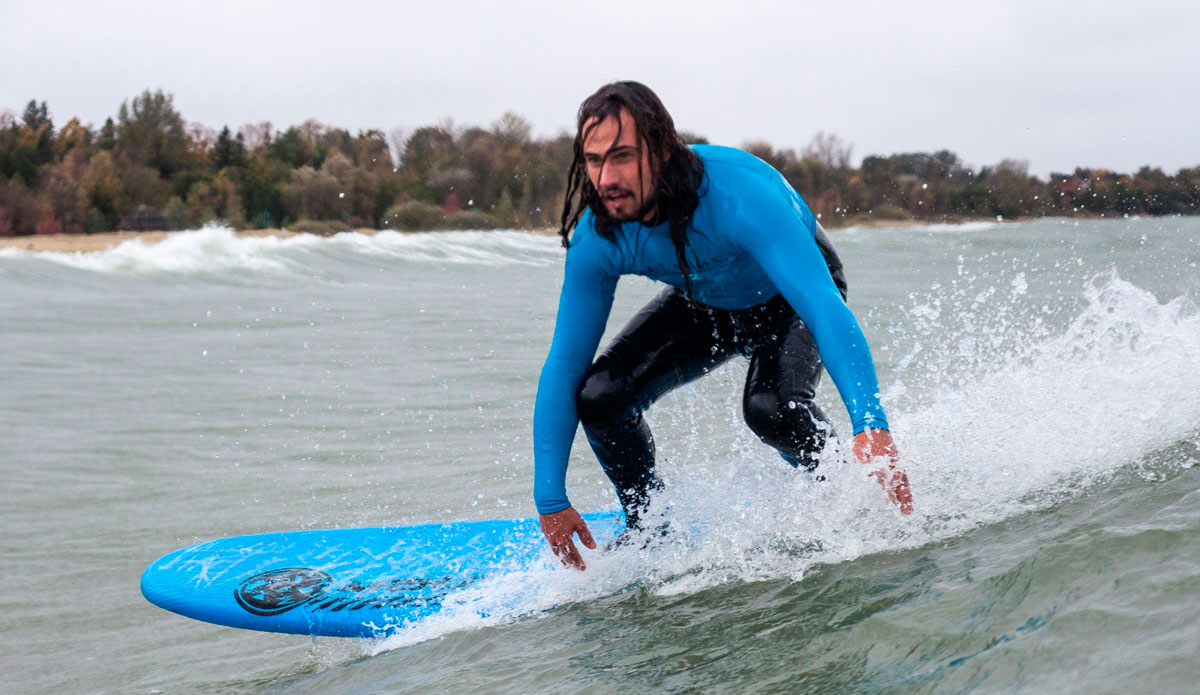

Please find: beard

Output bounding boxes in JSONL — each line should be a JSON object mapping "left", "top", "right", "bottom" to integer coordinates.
{"left": 598, "top": 185, "right": 655, "bottom": 223}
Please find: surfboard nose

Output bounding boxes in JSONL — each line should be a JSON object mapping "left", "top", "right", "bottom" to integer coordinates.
{"left": 138, "top": 513, "right": 625, "bottom": 637}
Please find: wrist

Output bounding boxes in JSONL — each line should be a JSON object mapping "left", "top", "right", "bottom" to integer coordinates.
{"left": 535, "top": 498, "right": 571, "bottom": 516}
{"left": 853, "top": 428, "right": 898, "bottom": 464}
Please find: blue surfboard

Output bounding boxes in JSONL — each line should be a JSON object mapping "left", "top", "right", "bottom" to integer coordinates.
{"left": 140, "top": 512, "right": 624, "bottom": 638}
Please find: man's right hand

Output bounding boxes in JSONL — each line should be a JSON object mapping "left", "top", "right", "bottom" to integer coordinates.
{"left": 853, "top": 428, "right": 914, "bottom": 515}
{"left": 539, "top": 506, "right": 596, "bottom": 570}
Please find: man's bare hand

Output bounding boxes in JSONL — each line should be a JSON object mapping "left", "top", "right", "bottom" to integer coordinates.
{"left": 853, "top": 428, "right": 914, "bottom": 515}
{"left": 539, "top": 506, "right": 596, "bottom": 570}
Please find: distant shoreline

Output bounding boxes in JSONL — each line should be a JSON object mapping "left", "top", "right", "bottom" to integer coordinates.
{"left": 0, "top": 216, "right": 1001, "bottom": 254}
{"left": 0, "top": 228, "right": 330, "bottom": 253}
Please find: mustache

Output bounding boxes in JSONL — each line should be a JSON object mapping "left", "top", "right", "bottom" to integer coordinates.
{"left": 599, "top": 185, "right": 633, "bottom": 198}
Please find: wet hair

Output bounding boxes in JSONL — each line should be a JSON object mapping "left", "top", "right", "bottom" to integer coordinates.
{"left": 559, "top": 81, "right": 704, "bottom": 297}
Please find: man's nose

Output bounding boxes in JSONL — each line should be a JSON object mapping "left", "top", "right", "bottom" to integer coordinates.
{"left": 597, "top": 162, "right": 618, "bottom": 188}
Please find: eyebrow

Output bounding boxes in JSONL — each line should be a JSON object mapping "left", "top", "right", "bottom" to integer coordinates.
{"left": 584, "top": 144, "right": 638, "bottom": 160}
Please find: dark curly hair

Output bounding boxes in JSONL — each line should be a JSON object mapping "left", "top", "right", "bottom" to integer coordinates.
{"left": 558, "top": 81, "right": 704, "bottom": 296}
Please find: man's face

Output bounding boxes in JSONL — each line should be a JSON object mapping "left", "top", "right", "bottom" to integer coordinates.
{"left": 581, "top": 108, "right": 657, "bottom": 222}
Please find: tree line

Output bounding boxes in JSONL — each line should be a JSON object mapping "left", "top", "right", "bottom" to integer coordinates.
{"left": 2, "top": 89, "right": 1198, "bottom": 237}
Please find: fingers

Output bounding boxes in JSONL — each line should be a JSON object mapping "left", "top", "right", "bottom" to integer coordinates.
{"left": 556, "top": 520, "right": 594, "bottom": 567}
{"left": 539, "top": 509, "right": 591, "bottom": 570}
{"left": 576, "top": 522, "right": 596, "bottom": 550}
{"left": 892, "top": 469, "right": 914, "bottom": 515}
{"left": 550, "top": 539, "right": 586, "bottom": 570}
{"left": 870, "top": 465, "right": 914, "bottom": 515}
{"left": 855, "top": 430, "right": 911, "bottom": 514}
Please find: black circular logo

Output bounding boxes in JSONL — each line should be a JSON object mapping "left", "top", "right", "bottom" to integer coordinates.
{"left": 234, "top": 567, "right": 332, "bottom": 616}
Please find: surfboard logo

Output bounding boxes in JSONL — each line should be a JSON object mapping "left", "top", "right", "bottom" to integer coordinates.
{"left": 234, "top": 567, "right": 333, "bottom": 616}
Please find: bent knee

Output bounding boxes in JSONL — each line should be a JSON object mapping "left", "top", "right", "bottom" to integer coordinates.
{"left": 743, "top": 392, "right": 820, "bottom": 440}
{"left": 743, "top": 392, "right": 783, "bottom": 435}
{"left": 576, "top": 364, "right": 636, "bottom": 425}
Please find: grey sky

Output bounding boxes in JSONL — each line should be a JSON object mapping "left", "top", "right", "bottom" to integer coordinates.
{"left": 3, "top": 0, "right": 1197, "bottom": 176}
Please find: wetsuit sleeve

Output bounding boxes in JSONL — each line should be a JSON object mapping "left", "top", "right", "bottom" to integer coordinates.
{"left": 532, "top": 235, "right": 618, "bottom": 514}
{"left": 734, "top": 182, "right": 889, "bottom": 434}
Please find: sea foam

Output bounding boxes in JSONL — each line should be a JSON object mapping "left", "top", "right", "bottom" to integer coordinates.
{"left": 2, "top": 227, "right": 562, "bottom": 277}
{"left": 373, "top": 271, "right": 1200, "bottom": 654}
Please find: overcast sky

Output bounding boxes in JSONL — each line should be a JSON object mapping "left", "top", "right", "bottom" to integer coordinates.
{"left": 3, "top": 0, "right": 1197, "bottom": 176}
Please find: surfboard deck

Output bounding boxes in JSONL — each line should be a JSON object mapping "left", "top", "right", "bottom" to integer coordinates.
{"left": 140, "top": 511, "right": 624, "bottom": 638}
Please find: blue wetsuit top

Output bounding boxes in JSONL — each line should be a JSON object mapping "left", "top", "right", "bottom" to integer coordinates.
{"left": 533, "top": 145, "right": 888, "bottom": 514}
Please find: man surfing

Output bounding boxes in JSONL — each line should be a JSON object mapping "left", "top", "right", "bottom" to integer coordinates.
{"left": 534, "top": 81, "right": 913, "bottom": 570}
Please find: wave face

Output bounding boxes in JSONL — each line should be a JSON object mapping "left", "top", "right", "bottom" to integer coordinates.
{"left": 2, "top": 217, "right": 1199, "bottom": 694}
{"left": 0, "top": 226, "right": 563, "bottom": 277}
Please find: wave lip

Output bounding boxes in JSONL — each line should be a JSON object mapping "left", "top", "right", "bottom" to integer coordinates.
{"left": 2, "top": 227, "right": 563, "bottom": 276}
{"left": 8, "top": 225, "right": 301, "bottom": 275}
{"left": 332, "top": 229, "right": 561, "bottom": 266}
{"left": 836, "top": 219, "right": 1006, "bottom": 235}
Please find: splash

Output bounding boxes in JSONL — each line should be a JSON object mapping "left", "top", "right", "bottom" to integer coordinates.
{"left": 372, "top": 271, "right": 1200, "bottom": 654}
{"left": 899, "top": 272, "right": 1200, "bottom": 528}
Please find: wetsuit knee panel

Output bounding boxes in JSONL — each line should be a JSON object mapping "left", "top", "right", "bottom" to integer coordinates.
{"left": 576, "top": 362, "right": 637, "bottom": 425}
{"left": 742, "top": 390, "right": 788, "bottom": 433}
{"left": 743, "top": 390, "right": 827, "bottom": 445}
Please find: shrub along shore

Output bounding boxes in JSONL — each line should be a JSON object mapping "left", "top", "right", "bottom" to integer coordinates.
{"left": 3, "top": 89, "right": 1198, "bottom": 243}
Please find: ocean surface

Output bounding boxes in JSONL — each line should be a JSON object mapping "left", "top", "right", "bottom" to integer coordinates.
{"left": 2, "top": 217, "right": 1198, "bottom": 694}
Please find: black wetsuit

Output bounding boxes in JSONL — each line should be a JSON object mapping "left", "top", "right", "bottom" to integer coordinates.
{"left": 533, "top": 145, "right": 888, "bottom": 523}
{"left": 577, "top": 288, "right": 834, "bottom": 526}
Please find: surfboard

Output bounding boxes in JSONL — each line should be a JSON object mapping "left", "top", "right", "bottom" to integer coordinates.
{"left": 140, "top": 511, "right": 624, "bottom": 638}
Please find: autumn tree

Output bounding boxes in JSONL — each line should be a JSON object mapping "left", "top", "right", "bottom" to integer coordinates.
{"left": 81, "top": 151, "right": 125, "bottom": 232}
{"left": 39, "top": 149, "right": 91, "bottom": 234}
{"left": 53, "top": 118, "right": 92, "bottom": 159}
{"left": 239, "top": 122, "right": 274, "bottom": 152}
{"left": 282, "top": 165, "right": 340, "bottom": 221}
{"left": 321, "top": 150, "right": 379, "bottom": 224}
{"left": 0, "top": 178, "right": 41, "bottom": 235}
{"left": 186, "top": 171, "right": 246, "bottom": 228}
{"left": 21, "top": 100, "right": 53, "bottom": 137}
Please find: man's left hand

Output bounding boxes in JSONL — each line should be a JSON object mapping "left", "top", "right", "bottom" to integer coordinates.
{"left": 853, "top": 428, "right": 914, "bottom": 515}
